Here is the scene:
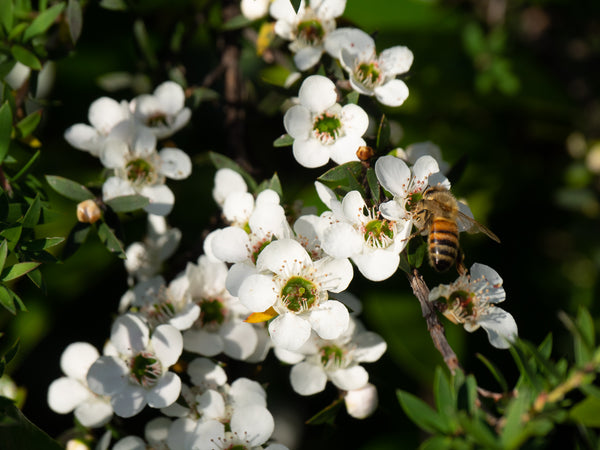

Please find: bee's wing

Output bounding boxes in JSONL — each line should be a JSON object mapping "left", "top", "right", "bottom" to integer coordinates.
{"left": 456, "top": 210, "right": 500, "bottom": 243}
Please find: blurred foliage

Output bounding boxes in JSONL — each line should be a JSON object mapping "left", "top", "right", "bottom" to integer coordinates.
{"left": 0, "top": 0, "right": 598, "bottom": 448}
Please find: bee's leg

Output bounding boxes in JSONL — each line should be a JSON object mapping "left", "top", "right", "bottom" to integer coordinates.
{"left": 455, "top": 248, "right": 467, "bottom": 276}
{"left": 404, "top": 210, "right": 430, "bottom": 242}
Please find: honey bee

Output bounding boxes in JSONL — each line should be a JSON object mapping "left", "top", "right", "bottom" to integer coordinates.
{"left": 412, "top": 186, "right": 500, "bottom": 272}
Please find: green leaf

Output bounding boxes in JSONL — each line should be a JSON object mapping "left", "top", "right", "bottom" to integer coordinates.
{"left": 434, "top": 367, "right": 458, "bottom": 433}
{"left": 208, "top": 152, "right": 258, "bottom": 192}
{"left": 99, "top": 0, "right": 127, "bottom": 10}
{"left": 0, "top": 396, "right": 63, "bottom": 449}
{"left": 419, "top": 436, "right": 454, "bottom": 450}
{"left": 406, "top": 236, "right": 426, "bottom": 269}
{"left": 0, "top": 286, "right": 15, "bottom": 314}
{"left": 290, "top": 0, "right": 301, "bottom": 13}
{"left": 509, "top": 342, "right": 543, "bottom": 392}
{"left": 222, "top": 14, "right": 252, "bottom": 30}
{"left": 0, "top": 101, "right": 12, "bottom": 164}
{"left": 0, "top": 240, "right": 7, "bottom": 273}
{"left": 12, "top": 149, "right": 40, "bottom": 182}
{"left": 317, "top": 161, "right": 363, "bottom": 183}
{"left": 305, "top": 397, "right": 344, "bottom": 425}
{"left": 0, "top": 0, "right": 14, "bottom": 33}
{"left": 3, "top": 340, "right": 19, "bottom": 364}
{"left": 397, "top": 389, "right": 451, "bottom": 434}
{"left": 457, "top": 413, "right": 501, "bottom": 449}
{"left": 1, "top": 262, "right": 41, "bottom": 281}
{"left": 66, "top": 0, "right": 82, "bottom": 43}
{"left": 256, "top": 173, "right": 283, "bottom": 198}
{"left": 104, "top": 194, "right": 149, "bottom": 213}
{"left": 0, "top": 60, "right": 17, "bottom": 81}
{"left": 45, "top": 175, "right": 94, "bottom": 201}
{"left": 190, "top": 87, "right": 219, "bottom": 107}
{"left": 0, "top": 226, "right": 21, "bottom": 251}
{"left": 61, "top": 222, "right": 90, "bottom": 259}
{"left": 10, "top": 45, "right": 42, "bottom": 70}
{"left": 518, "top": 340, "right": 561, "bottom": 384}
{"left": 575, "top": 306, "right": 595, "bottom": 365}
{"left": 273, "top": 133, "right": 293, "bottom": 147}
{"left": 20, "top": 237, "right": 64, "bottom": 252}
{"left": 500, "top": 390, "right": 530, "bottom": 448}
{"left": 15, "top": 110, "right": 41, "bottom": 138}
{"left": 23, "top": 3, "right": 65, "bottom": 41}
{"left": 366, "top": 168, "right": 380, "bottom": 203}
{"left": 21, "top": 195, "right": 41, "bottom": 228}
{"left": 476, "top": 353, "right": 508, "bottom": 392}
{"left": 376, "top": 114, "right": 390, "bottom": 151}
{"left": 26, "top": 268, "right": 42, "bottom": 289}
{"left": 133, "top": 19, "right": 158, "bottom": 69}
{"left": 346, "top": 91, "right": 359, "bottom": 105}
{"left": 97, "top": 222, "right": 126, "bottom": 259}
{"left": 7, "top": 22, "right": 28, "bottom": 40}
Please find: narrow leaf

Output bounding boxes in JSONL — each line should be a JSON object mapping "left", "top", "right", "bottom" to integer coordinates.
{"left": 97, "top": 222, "right": 126, "bottom": 259}
{"left": 208, "top": 152, "right": 258, "bottom": 192}
{"left": 8, "top": 22, "right": 28, "bottom": 40}
{"left": 397, "top": 389, "right": 450, "bottom": 434}
{"left": 305, "top": 397, "right": 344, "bottom": 425}
{"left": 366, "top": 168, "right": 380, "bottom": 203}
{"left": 3, "top": 340, "right": 19, "bottom": 364}
{"left": 12, "top": 150, "right": 40, "bottom": 182}
{"left": 0, "top": 226, "right": 22, "bottom": 251}
{"left": 21, "top": 195, "right": 41, "bottom": 228}
{"left": 61, "top": 222, "right": 90, "bottom": 259}
{"left": 99, "top": 0, "right": 127, "bottom": 10}
{"left": 23, "top": 3, "right": 65, "bottom": 41}
{"left": 45, "top": 175, "right": 94, "bottom": 201}
{"left": 2, "top": 262, "right": 41, "bottom": 281}
{"left": 0, "top": 101, "right": 12, "bottom": 164}
{"left": 0, "top": 286, "right": 15, "bottom": 314}
{"left": 273, "top": 134, "right": 293, "bottom": 147}
{"left": 476, "top": 353, "right": 508, "bottom": 392}
{"left": 15, "top": 110, "right": 41, "bottom": 138}
{"left": 20, "top": 237, "right": 64, "bottom": 252}
{"left": 376, "top": 114, "right": 390, "bottom": 151}
{"left": 26, "top": 268, "right": 43, "bottom": 289}
{"left": 500, "top": 392, "right": 530, "bottom": 448}
{"left": 104, "top": 194, "right": 149, "bottom": 213}
{"left": 0, "top": 0, "right": 14, "bottom": 33}
{"left": 346, "top": 91, "right": 359, "bottom": 105}
{"left": 222, "top": 14, "right": 252, "bottom": 30}
{"left": 433, "top": 367, "right": 458, "bottom": 433}
{"left": 66, "top": 0, "right": 82, "bottom": 43}
{"left": 133, "top": 19, "right": 157, "bottom": 69}
{"left": 10, "top": 45, "right": 42, "bottom": 70}
{"left": 190, "top": 87, "right": 219, "bottom": 107}
{"left": 0, "top": 240, "right": 7, "bottom": 273}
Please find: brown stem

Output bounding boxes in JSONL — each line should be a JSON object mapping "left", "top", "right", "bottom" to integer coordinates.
{"left": 407, "top": 268, "right": 460, "bottom": 373}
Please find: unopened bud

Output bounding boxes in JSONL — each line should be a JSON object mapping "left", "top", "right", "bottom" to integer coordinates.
{"left": 66, "top": 439, "right": 90, "bottom": 450}
{"left": 344, "top": 383, "right": 378, "bottom": 419}
{"left": 76, "top": 199, "right": 101, "bottom": 224}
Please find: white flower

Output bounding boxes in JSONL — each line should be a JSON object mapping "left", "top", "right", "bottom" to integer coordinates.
{"left": 344, "top": 383, "right": 378, "bottom": 419}
{"left": 429, "top": 263, "right": 518, "bottom": 349}
{"left": 64, "top": 97, "right": 131, "bottom": 156}
{"left": 276, "top": 317, "right": 386, "bottom": 396}
{"left": 325, "top": 27, "right": 413, "bottom": 107}
{"left": 86, "top": 314, "right": 183, "bottom": 418}
{"left": 130, "top": 81, "right": 191, "bottom": 139}
{"left": 315, "top": 183, "right": 411, "bottom": 281}
{"left": 47, "top": 342, "right": 113, "bottom": 428}
{"left": 237, "top": 238, "right": 352, "bottom": 351}
{"left": 284, "top": 75, "right": 369, "bottom": 168}
{"left": 270, "top": 0, "right": 346, "bottom": 71}
{"left": 212, "top": 168, "right": 248, "bottom": 207}
{"left": 394, "top": 141, "right": 450, "bottom": 174}
{"left": 241, "top": 0, "right": 271, "bottom": 20}
{"left": 375, "top": 154, "right": 449, "bottom": 225}
{"left": 100, "top": 123, "right": 192, "bottom": 216}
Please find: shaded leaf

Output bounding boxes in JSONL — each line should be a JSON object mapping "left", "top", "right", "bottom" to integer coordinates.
{"left": 290, "top": 0, "right": 301, "bottom": 13}
{"left": 15, "top": 110, "right": 41, "bottom": 138}
{"left": 20, "top": 237, "right": 64, "bottom": 252}
{"left": 305, "top": 397, "right": 343, "bottom": 425}
{"left": 61, "top": 222, "right": 90, "bottom": 259}
{"left": 397, "top": 389, "right": 451, "bottom": 434}
{"left": 21, "top": 195, "right": 41, "bottom": 228}
{"left": 104, "top": 194, "right": 149, "bottom": 213}
{"left": 1, "top": 262, "right": 41, "bottom": 281}
{"left": 273, "top": 134, "right": 293, "bottom": 148}
{"left": 3, "top": 340, "right": 19, "bottom": 364}
{"left": 0, "top": 397, "right": 63, "bottom": 449}
{"left": 366, "top": 168, "right": 380, "bottom": 203}
{"left": 0, "top": 0, "right": 14, "bottom": 33}
{"left": 222, "top": 14, "right": 252, "bottom": 30}
{"left": 317, "top": 161, "right": 363, "bottom": 183}
{"left": 0, "top": 286, "right": 15, "bottom": 314}
{"left": 434, "top": 367, "right": 458, "bottom": 433}
{"left": 26, "top": 268, "right": 43, "bottom": 289}
{"left": 23, "top": 3, "right": 66, "bottom": 41}
{"left": 208, "top": 152, "right": 257, "bottom": 192}
{"left": 0, "top": 101, "right": 12, "bottom": 164}
{"left": 0, "top": 240, "right": 7, "bottom": 273}
{"left": 406, "top": 236, "right": 426, "bottom": 269}
{"left": 570, "top": 396, "right": 600, "bottom": 428}
{"left": 476, "top": 353, "right": 508, "bottom": 393}
{"left": 10, "top": 45, "right": 42, "bottom": 70}
{"left": 457, "top": 413, "right": 501, "bottom": 449}
{"left": 97, "top": 222, "right": 126, "bottom": 259}
{"left": 133, "top": 19, "right": 157, "bottom": 69}
{"left": 376, "top": 114, "right": 390, "bottom": 151}
{"left": 66, "top": 0, "right": 82, "bottom": 43}
{"left": 0, "top": 226, "right": 22, "bottom": 251}
{"left": 419, "top": 436, "right": 454, "bottom": 450}
{"left": 518, "top": 340, "right": 561, "bottom": 384}
{"left": 191, "top": 87, "right": 219, "bottom": 107}
{"left": 45, "top": 175, "right": 94, "bottom": 201}
{"left": 12, "top": 150, "right": 40, "bottom": 182}
{"left": 575, "top": 306, "right": 595, "bottom": 366}
{"left": 99, "top": 0, "right": 127, "bottom": 10}
{"left": 500, "top": 390, "right": 530, "bottom": 448}
{"left": 346, "top": 91, "right": 359, "bottom": 105}
{"left": 509, "top": 342, "right": 543, "bottom": 392}
{"left": 256, "top": 173, "right": 283, "bottom": 198}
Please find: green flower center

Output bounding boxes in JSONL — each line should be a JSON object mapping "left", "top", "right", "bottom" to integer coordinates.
{"left": 144, "top": 301, "right": 176, "bottom": 326}
{"left": 281, "top": 276, "right": 317, "bottom": 312}
{"left": 251, "top": 238, "right": 272, "bottom": 264}
{"left": 406, "top": 192, "right": 423, "bottom": 212}
{"left": 320, "top": 345, "right": 344, "bottom": 368}
{"left": 313, "top": 113, "right": 342, "bottom": 144}
{"left": 297, "top": 19, "right": 325, "bottom": 45}
{"left": 129, "top": 352, "right": 162, "bottom": 388}
{"left": 200, "top": 298, "right": 226, "bottom": 326}
{"left": 449, "top": 290, "right": 475, "bottom": 316}
{"left": 126, "top": 158, "right": 156, "bottom": 184}
{"left": 364, "top": 219, "right": 395, "bottom": 248}
{"left": 146, "top": 112, "right": 169, "bottom": 128}
{"left": 356, "top": 61, "right": 382, "bottom": 88}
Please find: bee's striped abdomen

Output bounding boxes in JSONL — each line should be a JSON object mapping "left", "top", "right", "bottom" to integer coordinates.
{"left": 428, "top": 218, "right": 459, "bottom": 272}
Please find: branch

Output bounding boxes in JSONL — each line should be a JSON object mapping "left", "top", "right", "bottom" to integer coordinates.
{"left": 407, "top": 268, "right": 460, "bottom": 373}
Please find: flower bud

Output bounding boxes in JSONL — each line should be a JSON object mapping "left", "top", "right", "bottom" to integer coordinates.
{"left": 76, "top": 199, "right": 101, "bottom": 224}
{"left": 344, "top": 383, "right": 378, "bottom": 419}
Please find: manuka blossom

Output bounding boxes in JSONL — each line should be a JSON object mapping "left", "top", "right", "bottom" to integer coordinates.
{"left": 315, "top": 183, "right": 411, "bottom": 281}
{"left": 394, "top": 141, "right": 450, "bottom": 174}
{"left": 274, "top": 317, "right": 386, "bottom": 396}
{"left": 235, "top": 238, "right": 352, "bottom": 351}
{"left": 130, "top": 81, "right": 191, "bottom": 139}
{"left": 241, "top": 0, "right": 271, "bottom": 20}
{"left": 86, "top": 314, "right": 183, "bottom": 418}
{"left": 284, "top": 75, "right": 369, "bottom": 168}
{"left": 47, "top": 342, "right": 113, "bottom": 428}
{"left": 325, "top": 27, "right": 414, "bottom": 107}
{"left": 64, "top": 96, "right": 131, "bottom": 157}
{"left": 344, "top": 383, "right": 379, "bottom": 419}
{"left": 270, "top": 0, "right": 346, "bottom": 71}
{"left": 429, "top": 263, "right": 518, "bottom": 349}
{"left": 100, "top": 123, "right": 192, "bottom": 216}
{"left": 374, "top": 154, "right": 449, "bottom": 226}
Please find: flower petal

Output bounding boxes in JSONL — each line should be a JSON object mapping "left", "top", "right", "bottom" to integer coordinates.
{"left": 292, "top": 138, "right": 331, "bottom": 168}
{"left": 60, "top": 342, "right": 100, "bottom": 381}
{"left": 314, "top": 257, "right": 353, "bottom": 292}
{"left": 379, "top": 46, "right": 414, "bottom": 76}
{"left": 47, "top": 377, "right": 91, "bottom": 414}
{"left": 290, "top": 361, "right": 327, "bottom": 395}
{"left": 329, "top": 365, "right": 369, "bottom": 391}
{"left": 298, "top": 75, "right": 337, "bottom": 113}
{"left": 284, "top": 105, "right": 312, "bottom": 139}
{"left": 141, "top": 184, "right": 175, "bottom": 216}
{"left": 478, "top": 308, "right": 518, "bottom": 349}
{"left": 239, "top": 274, "right": 279, "bottom": 312}
{"left": 111, "top": 314, "right": 149, "bottom": 356}
{"left": 294, "top": 46, "right": 324, "bottom": 71}
{"left": 86, "top": 356, "right": 128, "bottom": 396}
{"left": 111, "top": 385, "right": 147, "bottom": 418}
{"left": 256, "top": 239, "right": 311, "bottom": 274}
{"left": 158, "top": 148, "right": 192, "bottom": 180}
{"left": 74, "top": 397, "right": 113, "bottom": 428}
{"left": 146, "top": 371, "right": 181, "bottom": 408}
{"left": 183, "top": 329, "right": 224, "bottom": 357}
{"left": 375, "top": 155, "right": 411, "bottom": 197}
{"left": 231, "top": 405, "right": 274, "bottom": 447}
{"left": 268, "top": 313, "right": 311, "bottom": 351}
{"left": 151, "top": 324, "right": 183, "bottom": 367}
{"left": 374, "top": 79, "right": 409, "bottom": 107}
{"left": 309, "top": 300, "right": 349, "bottom": 340}
{"left": 221, "top": 321, "right": 259, "bottom": 360}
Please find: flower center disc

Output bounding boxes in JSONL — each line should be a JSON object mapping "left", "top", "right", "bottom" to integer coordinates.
{"left": 356, "top": 61, "right": 382, "bottom": 88}
{"left": 126, "top": 158, "right": 156, "bottom": 184}
{"left": 281, "top": 276, "right": 317, "bottom": 312}
{"left": 129, "top": 352, "right": 162, "bottom": 387}
{"left": 364, "top": 219, "right": 394, "bottom": 248}
{"left": 320, "top": 345, "right": 344, "bottom": 368}
{"left": 200, "top": 298, "right": 226, "bottom": 326}
{"left": 146, "top": 112, "right": 168, "bottom": 127}
{"left": 313, "top": 113, "right": 341, "bottom": 144}
{"left": 297, "top": 19, "right": 325, "bottom": 45}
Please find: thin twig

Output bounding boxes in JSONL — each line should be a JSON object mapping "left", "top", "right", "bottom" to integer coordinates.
{"left": 407, "top": 268, "right": 460, "bottom": 373}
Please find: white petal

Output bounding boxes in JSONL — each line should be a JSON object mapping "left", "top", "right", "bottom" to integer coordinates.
{"left": 226, "top": 261, "right": 257, "bottom": 298}
{"left": 379, "top": 200, "right": 408, "bottom": 222}
{"left": 256, "top": 239, "right": 311, "bottom": 274}
{"left": 375, "top": 155, "right": 411, "bottom": 197}
{"left": 314, "top": 181, "right": 339, "bottom": 211}
{"left": 231, "top": 405, "right": 274, "bottom": 447}
{"left": 293, "top": 46, "right": 323, "bottom": 71}
{"left": 274, "top": 346, "right": 305, "bottom": 364}
{"left": 102, "top": 176, "right": 135, "bottom": 201}
{"left": 146, "top": 372, "right": 181, "bottom": 408}
{"left": 269, "top": 313, "right": 311, "bottom": 351}
{"left": 197, "top": 389, "right": 226, "bottom": 420}
{"left": 74, "top": 397, "right": 113, "bottom": 428}
{"left": 167, "top": 417, "right": 197, "bottom": 450}
{"left": 183, "top": 329, "right": 224, "bottom": 356}
{"left": 309, "top": 300, "right": 349, "bottom": 340}
{"left": 111, "top": 385, "right": 147, "bottom": 418}
{"left": 212, "top": 168, "right": 247, "bottom": 206}
{"left": 210, "top": 227, "right": 250, "bottom": 263}
{"left": 189, "top": 420, "right": 225, "bottom": 450}
{"left": 290, "top": 361, "right": 327, "bottom": 395}
{"left": 89, "top": 97, "right": 129, "bottom": 134}
{"left": 221, "top": 321, "right": 259, "bottom": 360}
{"left": 353, "top": 331, "right": 387, "bottom": 362}
{"left": 298, "top": 75, "right": 337, "bottom": 113}
{"left": 111, "top": 314, "right": 149, "bottom": 356}
{"left": 145, "top": 416, "right": 172, "bottom": 445}
{"left": 60, "top": 342, "right": 100, "bottom": 381}
{"left": 344, "top": 383, "right": 378, "bottom": 419}
{"left": 113, "top": 436, "right": 146, "bottom": 450}
{"left": 47, "top": 377, "right": 91, "bottom": 414}
{"left": 230, "top": 377, "right": 267, "bottom": 407}
{"left": 322, "top": 223, "right": 363, "bottom": 259}
{"left": 478, "top": 308, "right": 518, "bottom": 349}
{"left": 316, "top": 0, "right": 346, "bottom": 19}
{"left": 411, "top": 155, "right": 441, "bottom": 187}
{"left": 159, "top": 148, "right": 192, "bottom": 180}
{"left": 187, "top": 357, "right": 228, "bottom": 387}
{"left": 292, "top": 138, "right": 331, "bottom": 168}
{"left": 329, "top": 365, "right": 369, "bottom": 391}
{"left": 324, "top": 27, "right": 374, "bottom": 60}
{"left": 86, "top": 356, "right": 128, "bottom": 396}
{"left": 169, "top": 303, "right": 200, "bottom": 330}
{"left": 141, "top": 184, "right": 175, "bottom": 216}
{"left": 328, "top": 135, "right": 364, "bottom": 165}
{"left": 314, "top": 257, "right": 353, "bottom": 292}
{"left": 239, "top": 274, "right": 279, "bottom": 312}
{"left": 100, "top": 139, "right": 129, "bottom": 168}
{"left": 132, "top": 128, "right": 157, "bottom": 157}
{"left": 223, "top": 191, "right": 254, "bottom": 224}
{"left": 241, "top": 0, "right": 270, "bottom": 19}
{"left": 352, "top": 249, "right": 400, "bottom": 282}
{"left": 154, "top": 81, "right": 185, "bottom": 115}
{"left": 379, "top": 46, "right": 414, "bottom": 76}
{"left": 283, "top": 105, "right": 312, "bottom": 139}
{"left": 270, "top": 0, "right": 297, "bottom": 22}
{"left": 151, "top": 324, "right": 183, "bottom": 367}
{"left": 250, "top": 203, "right": 289, "bottom": 240}
{"left": 64, "top": 124, "right": 101, "bottom": 154}
{"left": 374, "top": 79, "right": 409, "bottom": 107}
{"left": 341, "top": 104, "right": 369, "bottom": 137}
